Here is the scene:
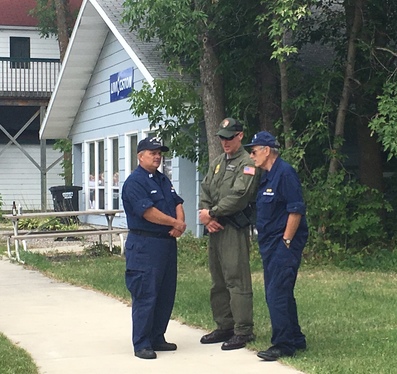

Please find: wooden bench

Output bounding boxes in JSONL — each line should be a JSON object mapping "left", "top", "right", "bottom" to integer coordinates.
{"left": 5, "top": 228, "right": 128, "bottom": 262}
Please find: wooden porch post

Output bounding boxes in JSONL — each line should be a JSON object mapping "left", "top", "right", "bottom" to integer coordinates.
{"left": 40, "top": 106, "right": 47, "bottom": 211}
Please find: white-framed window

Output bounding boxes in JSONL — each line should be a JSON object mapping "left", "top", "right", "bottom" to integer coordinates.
{"left": 108, "top": 137, "right": 120, "bottom": 209}
{"left": 125, "top": 133, "right": 138, "bottom": 177}
{"left": 86, "top": 140, "right": 105, "bottom": 209}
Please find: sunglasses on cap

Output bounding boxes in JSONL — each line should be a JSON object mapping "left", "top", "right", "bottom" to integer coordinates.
{"left": 219, "top": 132, "right": 241, "bottom": 141}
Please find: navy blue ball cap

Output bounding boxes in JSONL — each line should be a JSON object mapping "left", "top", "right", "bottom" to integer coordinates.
{"left": 244, "top": 131, "right": 280, "bottom": 148}
{"left": 137, "top": 136, "right": 169, "bottom": 153}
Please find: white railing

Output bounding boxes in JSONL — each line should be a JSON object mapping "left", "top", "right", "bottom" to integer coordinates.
{"left": 0, "top": 57, "right": 61, "bottom": 97}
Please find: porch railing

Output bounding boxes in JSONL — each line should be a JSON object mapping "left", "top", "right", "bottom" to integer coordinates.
{"left": 0, "top": 57, "right": 61, "bottom": 98}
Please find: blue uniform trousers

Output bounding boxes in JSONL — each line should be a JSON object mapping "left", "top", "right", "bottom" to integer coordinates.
{"left": 125, "top": 233, "right": 177, "bottom": 352}
{"left": 261, "top": 239, "right": 305, "bottom": 354}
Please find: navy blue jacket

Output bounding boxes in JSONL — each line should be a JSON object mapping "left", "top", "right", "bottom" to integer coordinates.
{"left": 122, "top": 165, "right": 184, "bottom": 234}
{"left": 256, "top": 157, "right": 308, "bottom": 256}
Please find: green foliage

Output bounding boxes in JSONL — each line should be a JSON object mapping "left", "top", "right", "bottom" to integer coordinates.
{"left": 368, "top": 81, "right": 397, "bottom": 160}
{"left": 122, "top": 0, "right": 206, "bottom": 74}
{"left": 17, "top": 218, "right": 78, "bottom": 232}
{"left": 177, "top": 232, "right": 209, "bottom": 268}
{"left": 128, "top": 79, "right": 207, "bottom": 166}
{"left": 257, "top": 0, "right": 311, "bottom": 62}
{"left": 53, "top": 139, "right": 72, "bottom": 184}
{"left": 122, "top": 0, "right": 397, "bottom": 256}
{"left": 304, "top": 168, "right": 392, "bottom": 254}
{"left": 29, "top": 0, "right": 78, "bottom": 39}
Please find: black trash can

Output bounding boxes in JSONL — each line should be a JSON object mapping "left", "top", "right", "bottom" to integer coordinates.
{"left": 49, "top": 185, "right": 82, "bottom": 224}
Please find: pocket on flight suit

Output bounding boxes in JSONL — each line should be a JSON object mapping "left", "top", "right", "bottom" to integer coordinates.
{"left": 125, "top": 242, "right": 151, "bottom": 298}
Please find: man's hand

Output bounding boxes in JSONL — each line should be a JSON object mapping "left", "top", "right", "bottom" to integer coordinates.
{"left": 199, "top": 209, "right": 212, "bottom": 225}
{"left": 173, "top": 219, "right": 186, "bottom": 234}
{"left": 199, "top": 209, "right": 224, "bottom": 233}
{"left": 206, "top": 219, "right": 224, "bottom": 233}
{"left": 169, "top": 227, "right": 184, "bottom": 238}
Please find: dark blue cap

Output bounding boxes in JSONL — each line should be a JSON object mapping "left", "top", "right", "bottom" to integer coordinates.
{"left": 137, "top": 137, "right": 169, "bottom": 153}
{"left": 244, "top": 131, "right": 280, "bottom": 148}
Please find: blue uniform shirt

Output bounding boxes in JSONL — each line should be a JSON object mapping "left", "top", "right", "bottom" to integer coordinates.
{"left": 122, "top": 165, "right": 184, "bottom": 234}
{"left": 256, "top": 157, "right": 308, "bottom": 256}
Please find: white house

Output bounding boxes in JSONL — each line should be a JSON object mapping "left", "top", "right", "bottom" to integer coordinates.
{"left": 0, "top": 0, "right": 81, "bottom": 212}
{"left": 40, "top": 0, "right": 202, "bottom": 235}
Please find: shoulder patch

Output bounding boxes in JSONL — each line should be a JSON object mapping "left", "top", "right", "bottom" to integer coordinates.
{"left": 243, "top": 166, "right": 255, "bottom": 176}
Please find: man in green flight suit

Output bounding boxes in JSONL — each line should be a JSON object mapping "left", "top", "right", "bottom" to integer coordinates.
{"left": 199, "top": 117, "right": 260, "bottom": 350}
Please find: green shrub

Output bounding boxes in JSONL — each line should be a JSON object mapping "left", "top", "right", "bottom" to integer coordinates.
{"left": 304, "top": 168, "right": 392, "bottom": 255}
{"left": 17, "top": 217, "right": 78, "bottom": 231}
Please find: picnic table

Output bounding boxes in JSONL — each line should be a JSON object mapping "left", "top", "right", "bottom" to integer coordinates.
{"left": 3, "top": 209, "right": 127, "bottom": 262}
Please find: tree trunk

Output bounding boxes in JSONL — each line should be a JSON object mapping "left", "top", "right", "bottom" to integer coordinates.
{"left": 257, "top": 59, "right": 279, "bottom": 134}
{"left": 357, "top": 117, "right": 383, "bottom": 192}
{"left": 199, "top": 35, "right": 225, "bottom": 161}
{"left": 54, "top": 0, "right": 69, "bottom": 62}
{"left": 328, "top": 0, "right": 364, "bottom": 175}
{"left": 279, "top": 56, "right": 293, "bottom": 149}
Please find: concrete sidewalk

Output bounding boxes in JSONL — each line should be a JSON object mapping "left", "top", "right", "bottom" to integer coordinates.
{"left": 0, "top": 258, "right": 303, "bottom": 374}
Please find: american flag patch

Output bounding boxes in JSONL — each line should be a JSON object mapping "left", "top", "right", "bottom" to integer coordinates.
{"left": 244, "top": 166, "right": 255, "bottom": 175}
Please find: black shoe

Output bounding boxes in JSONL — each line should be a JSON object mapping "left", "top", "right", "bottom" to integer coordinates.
{"left": 221, "top": 334, "right": 255, "bottom": 350}
{"left": 257, "top": 346, "right": 294, "bottom": 361}
{"left": 135, "top": 348, "right": 157, "bottom": 359}
{"left": 200, "top": 329, "right": 234, "bottom": 344}
{"left": 152, "top": 342, "right": 177, "bottom": 351}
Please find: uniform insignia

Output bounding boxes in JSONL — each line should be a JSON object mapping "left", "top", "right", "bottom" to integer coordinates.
{"left": 149, "top": 173, "right": 153, "bottom": 178}
{"left": 150, "top": 190, "right": 157, "bottom": 194}
{"left": 220, "top": 119, "right": 230, "bottom": 128}
{"left": 226, "top": 164, "right": 236, "bottom": 171}
{"left": 244, "top": 166, "right": 255, "bottom": 175}
{"left": 263, "top": 189, "right": 274, "bottom": 196}
{"left": 215, "top": 164, "right": 221, "bottom": 174}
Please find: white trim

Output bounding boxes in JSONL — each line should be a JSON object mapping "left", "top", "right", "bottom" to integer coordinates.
{"left": 90, "top": 0, "right": 154, "bottom": 87}
{"left": 39, "top": 0, "right": 90, "bottom": 139}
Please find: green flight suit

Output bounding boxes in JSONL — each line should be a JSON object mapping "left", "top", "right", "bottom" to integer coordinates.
{"left": 200, "top": 145, "right": 260, "bottom": 335}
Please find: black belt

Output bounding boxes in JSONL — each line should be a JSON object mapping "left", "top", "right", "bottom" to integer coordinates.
{"left": 129, "top": 229, "right": 173, "bottom": 239}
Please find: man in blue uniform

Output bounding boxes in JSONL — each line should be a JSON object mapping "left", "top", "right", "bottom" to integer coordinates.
{"left": 245, "top": 131, "right": 308, "bottom": 361}
{"left": 122, "top": 136, "right": 186, "bottom": 360}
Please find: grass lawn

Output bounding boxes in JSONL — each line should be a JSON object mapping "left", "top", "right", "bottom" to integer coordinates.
{"left": 0, "top": 333, "right": 39, "bottom": 374}
{"left": 1, "top": 234, "right": 397, "bottom": 373}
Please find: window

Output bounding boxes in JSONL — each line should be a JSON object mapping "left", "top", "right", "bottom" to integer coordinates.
{"left": 163, "top": 137, "right": 172, "bottom": 180}
{"left": 87, "top": 140, "right": 105, "bottom": 209}
{"left": 110, "top": 138, "right": 119, "bottom": 209}
{"left": 10, "top": 37, "right": 30, "bottom": 69}
{"left": 125, "top": 134, "right": 138, "bottom": 176}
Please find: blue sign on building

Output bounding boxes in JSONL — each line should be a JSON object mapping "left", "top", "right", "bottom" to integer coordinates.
{"left": 110, "top": 67, "right": 134, "bottom": 102}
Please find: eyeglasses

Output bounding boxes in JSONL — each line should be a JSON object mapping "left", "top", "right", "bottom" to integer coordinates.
{"left": 219, "top": 132, "right": 241, "bottom": 141}
{"left": 250, "top": 146, "right": 266, "bottom": 155}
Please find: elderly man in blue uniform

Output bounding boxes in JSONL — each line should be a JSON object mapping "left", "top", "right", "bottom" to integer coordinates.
{"left": 245, "top": 131, "right": 308, "bottom": 361}
{"left": 122, "top": 136, "right": 186, "bottom": 360}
